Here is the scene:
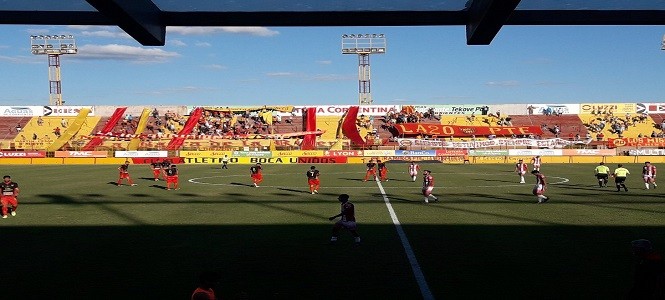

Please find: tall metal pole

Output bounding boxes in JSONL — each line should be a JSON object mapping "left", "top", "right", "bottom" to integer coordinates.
{"left": 342, "top": 34, "right": 386, "bottom": 106}
{"left": 30, "top": 35, "right": 78, "bottom": 106}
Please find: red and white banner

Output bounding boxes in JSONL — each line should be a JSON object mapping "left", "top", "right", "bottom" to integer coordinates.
{"left": 291, "top": 105, "right": 400, "bottom": 116}
{"left": 397, "top": 138, "right": 591, "bottom": 149}
{"left": 43, "top": 106, "right": 95, "bottom": 116}
{"left": 608, "top": 137, "right": 665, "bottom": 148}
{"left": 561, "top": 149, "right": 616, "bottom": 156}
{"left": 0, "top": 151, "right": 46, "bottom": 158}
{"left": 115, "top": 151, "right": 168, "bottom": 158}
{"left": 436, "top": 149, "right": 468, "bottom": 156}
{"left": 323, "top": 150, "right": 364, "bottom": 157}
{"left": 55, "top": 151, "right": 108, "bottom": 158}
{"left": 393, "top": 124, "right": 543, "bottom": 137}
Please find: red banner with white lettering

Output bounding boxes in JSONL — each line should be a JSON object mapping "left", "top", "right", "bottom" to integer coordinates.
{"left": 608, "top": 138, "right": 665, "bottom": 148}
{"left": 393, "top": 124, "right": 543, "bottom": 137}
{"left": 0, "top": 151, "right": 46, "bottom": 158}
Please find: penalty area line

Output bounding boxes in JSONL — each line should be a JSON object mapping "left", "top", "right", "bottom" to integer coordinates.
{"left": 375, "top": 178, "right": 435, "bottom": 300}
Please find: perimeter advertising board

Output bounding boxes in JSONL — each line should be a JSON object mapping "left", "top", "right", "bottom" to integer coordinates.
{"left": 580, "top": 103, "right": 635, "bottom": 114}
{"left": 55, "top": 151, "right": 108, "bottom": 158}
{"left": 115, "top": 151, "right": 168, "bottom": 158}
{"left": 0, "top": 151, "right": 46, "bottom": 158}
{"left": 291, "top": 105, "right": 400, "bottom": 116}
{"left": 412, "top": 104, "right": 490, "bottom": 115}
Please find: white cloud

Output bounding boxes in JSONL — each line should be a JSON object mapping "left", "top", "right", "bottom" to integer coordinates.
{"left": 266, "top": 72, "right": 295, "bottom": 77}
{"left": 75, "top": 44, "right": 180, "bottom": 63}
{"left": 305, "top": 74, "right": 355, "bottom": 81}
{"left": 135, "top": 86, "right": 218, "bottom": 95}
{"left": 0, "top": 55, "right": 41, "bottom": 64}
{"left": 169, "top": 39, "right": 187, "bottom": 47}
{"left": 485, "top": 80, "right": 520, "bottom": 87}
{"left": 167, "top": 26, "right": 279, "bottom": 37}
{"left": 0, "top": 45, "right": 9, "bottom": 49}
{"left": 67, "top": 25, "right": 130, "bottom": 39}
{"left": 316, "top": 60, "right": 332, "bottom": 65}
{"left": 26, "top": 28, "right": 50, "bottom": 35}
{"left": 195, "top": 42, "right": 212, "bottom": 47}
{"left": 204, "top": 64, "right": 227, "bottom": 70}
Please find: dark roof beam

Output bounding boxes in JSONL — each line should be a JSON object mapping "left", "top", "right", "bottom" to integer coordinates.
{"left": 84, "top": 0, "right": 165, "bottom": 46}
{"left": 466, "top": 0, "right": 521, "bottom": 45}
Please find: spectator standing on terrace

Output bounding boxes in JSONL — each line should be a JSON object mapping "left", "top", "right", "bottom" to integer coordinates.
{"left": 328, "top": 194, "right": 361, "bottom": 245}
{"left": 36, "top": 116, "right": 43, "bottom": 126}
{"left": 15, "top": 123, "right": 21, "bottom": 133}
{"left": 1, "top": 175, "right": 19, "bottom": 219}
{"left": 60, "top": 118, "right": 68, "bottom": 128}
{"left": 628, "top": 239, "right": 665, "bottom": 300}
{"left": 53, "top": 127, "right": 61, "bottom": 138}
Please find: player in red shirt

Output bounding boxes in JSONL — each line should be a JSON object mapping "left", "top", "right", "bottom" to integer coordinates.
{"left": 328, "top": 194, "right": 361, "bottom": 245}
{"left": 408, "top": 161, "right": 420, "bottom": 182}
{"left": 422, "top": 170, "right": 438, "bottom": 203}
{"left": 642, "top": 161, "right": 658, "bottom": 190}
{"left": 250, "top": 163, "right": 263, "bottom": 187}
{"left": 532, "top": 170, "right": 550, "bottom": 203}
{"left": 0, "top": 175, "right": 19, "bottom": 218}
{"left": 117, "top": 161, "right": 137, "bottom": 186}
{"left": 377, "top": 160, "right": 389, "bottom": 182}
{"left": 164, "top": 164, "right": 180, "bottom": 190}
{"left": 306, "top": 166, "right": 320, "bottom": 194}
{"left": 150, "top": 161, "right": 162, "bottom": 181}
{"left": 515, "top": 159, "right": 528, "bottom": 184}
{"left": 191, "top": 271, "right": 220, "bottom": 300}
{"left": 363, "top": 160, "right": 377, "bottom": 182}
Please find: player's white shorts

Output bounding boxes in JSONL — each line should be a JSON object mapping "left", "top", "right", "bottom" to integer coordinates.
{"left": 644, "top": 175, "right": 654, "bottom": 181}
{"left": 409, "top": 171, "right": 418, "bottom": 177}
{"left": 532, "top": 184, "right": 544, "bottom": 195}
{"left": 517, "top": 171, "right": 526, "bottom": 175}
{"left": 533, "top": 164, "right": 541, "bottom": 169}
{"left": 335, "top": 220, "right": 357, "bottom": 230}
{"left": 422, "top": 186, "right": 434, "bottom": 196}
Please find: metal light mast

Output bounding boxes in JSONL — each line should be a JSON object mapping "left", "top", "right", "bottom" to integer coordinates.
{"left": 341, "top": 34, "right": 386, "bottom": 105}
{"left": 30, "top": 35, "right": 78, "bottom": 106}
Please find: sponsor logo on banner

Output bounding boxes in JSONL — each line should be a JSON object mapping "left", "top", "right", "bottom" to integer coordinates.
{"left": 435, "top": 149, "right": 468, "bottom": 156}
{"left": 608, "top": 138, "right": 665, "bottom": 148}
{"left": 628, "top": 149, "right": 665, "bottom": 156}
{"left": 323, "top": 150, "right": 364, "bottom": 157}
{"left": 43, "top": 106, "right": 95, "bottom": 116}
{"left": 115, "top": 151, "right": 167, "bottom": 158}
{"left": 398, "top": 138, "right": 589, "bottom": 149}
{"left": 232, "top": 151, "right": 272, "bottom": 158}
{"left": 580, "top": 103, "right": 636, "bottom": 114}
{"left": 0, "top": 151, "right": 46, "bottom": 158}
{"left": 273, "top": 150, "right": 324, "bottom": 157}
{"left": 561, "top": 149, "right": 616, "bottom": 156}
{"left": 179, "top": 151, "right": 232, "bottom": 158}
{"left": 184, "top": 157, "right": 240, "bottom": 164}
{"left": 291, "top": 105, "right": 400, "bottom": 116}
{"left": 397, "top": 139, "right": 446, "bottom": 148}
{"left": 527, "top": 104, "right": 580, "bottom": 115}
{"left": 363, "top": 150, "right": 395, "bottom": 156}
{"left": 131, "top": 157, "right": 184, "bottom": 164}
{"left": 297, "top": 157, "right": 347, "bottom": 164}
{"left": 396, "top": 150, "right": 437, "bottom": 156}
{"left": 637, "top": 103, "right": 665, "bottom": 114}
{"left": 412, "top": 105, "right": 490, "bottom": 115}
{"left": 246, "top": 157, "right": 297, "bottom": 164}
{"left": 469, "top": 150, "right": 508, "bottom": 156}
{"left": 394, "top": 124, "right": 543, "bottom": 137}
{"left": 55, "top": 151, "right": 108, "bottom": 158}
{"left": 507, "top": 149, "right": 563, "bottom": 156}
{"left": 0, "top": 106, "right": 43, "bottom": 117}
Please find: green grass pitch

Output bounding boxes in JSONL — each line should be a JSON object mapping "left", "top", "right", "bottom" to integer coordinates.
{"left": 1, "top": 163, "right": 664, "bottom": 299}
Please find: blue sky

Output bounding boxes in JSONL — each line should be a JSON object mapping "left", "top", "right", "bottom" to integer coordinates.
{"left": 0, "top": 24, "right": 664, "bottom": 106}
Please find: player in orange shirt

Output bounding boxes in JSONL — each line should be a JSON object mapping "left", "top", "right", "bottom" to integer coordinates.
{"left": 164, "top": 164, "right": 179, "bottom": 190}
{"left": 377, "top": 160, "right": 389, "bottom": 182}
{"left": 1, "top": 175, "right": 19, "bottom": 219}
{"left": 363, "top": 160, "right": 377, "bottom": 182}
{"left": 250, "top": 163, "right": 263, "bottom": 187}
{"left": 150, "top": 161, "right": 162, "bottom": 181}
{"left": 306, "top": 166, "right": 320, "bottom": 194}
{"left": 117, "top": 161, "right": 137, "bottom": 186}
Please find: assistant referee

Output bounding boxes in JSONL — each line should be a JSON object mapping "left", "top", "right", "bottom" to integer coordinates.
{"left": 594, "top": 162, "right": 610, "bottom": 188}
{"left": 613, "top": 164, "right": 630, "bottom": 192}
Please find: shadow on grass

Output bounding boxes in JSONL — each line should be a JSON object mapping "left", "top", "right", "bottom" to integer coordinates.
{"left": 230, "top": 182, "right": 255, "bottom": 187}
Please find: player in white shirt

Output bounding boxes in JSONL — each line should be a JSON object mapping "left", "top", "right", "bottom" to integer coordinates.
{"left": 515, "top": 159, "right": 528, "bottom": 184}
{"left": 408, "top": 161, "right": 420, "bottom": 182}
{"left": 531, "top": 155, "right": 542, "bottom": 171}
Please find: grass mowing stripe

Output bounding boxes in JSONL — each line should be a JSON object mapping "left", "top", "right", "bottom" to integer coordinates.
{"left": 375, "top": 177, "right": 435, "bottom": 300}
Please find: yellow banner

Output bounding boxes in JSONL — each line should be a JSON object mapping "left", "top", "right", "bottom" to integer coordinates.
{"left": 179, "top": 151, "right": 232, "bottom": 158}
{"left": 580, "top": 103, "right": 636, "bottom": 114}
{"left": 127, "top": 108, "right": 151, "bottom": 150}
{"left": 272, "top": 150, "right": 324, "bottom": 157}
{"left": 183, "top": 156, "right": 297, "bottom": 164}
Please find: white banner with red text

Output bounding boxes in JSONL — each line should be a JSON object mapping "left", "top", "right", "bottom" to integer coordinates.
{"left": 396, "top": 138, "right": 592, "bottom": 149}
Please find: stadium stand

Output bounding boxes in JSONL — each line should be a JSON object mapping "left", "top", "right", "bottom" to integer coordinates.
{"left": 580, "top": 112, "right": 652, "bottom": 139}
{"left": 511, "top": 114, "right": 588, "bottom": 139}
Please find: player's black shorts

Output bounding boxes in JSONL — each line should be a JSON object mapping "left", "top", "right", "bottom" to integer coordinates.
{"left": 596, "top": 174, "right": 609, "bottom": 180}
{"left": 614, "top": 176, "right": 626, "bottom": 184}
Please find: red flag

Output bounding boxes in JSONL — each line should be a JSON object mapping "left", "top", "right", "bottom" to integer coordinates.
{"left": 342, "top": 106, "right": 366, "bottom": 145}
{"left": 301, "top": 107, "right": 317, "bottom": 150}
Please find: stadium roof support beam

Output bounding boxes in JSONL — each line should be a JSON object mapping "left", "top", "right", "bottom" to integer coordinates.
{"left": 466, "top": 0, "right": 521, "bottom": 45}
{"left": 84, "top": 0, "right": 165, "bottom": 46}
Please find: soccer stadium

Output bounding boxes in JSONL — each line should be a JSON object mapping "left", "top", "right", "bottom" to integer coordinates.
{"left": 2, "top": 1, "right": 665, "bottom": 300}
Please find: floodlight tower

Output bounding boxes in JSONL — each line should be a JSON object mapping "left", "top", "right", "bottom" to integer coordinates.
{"left": 30, "top": 35, "right": 78, "bottom": 106}
{"left": 341, "top": 34, "right": 386, "bottom": 105}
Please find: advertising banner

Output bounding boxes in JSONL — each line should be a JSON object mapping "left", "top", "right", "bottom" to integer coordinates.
{"left": 527, "top": 104, "right": 580, "bottom": 115}
{"left": 231, "top": 151, "right": 272, "bottom": 158}
{"left": 393, "top": 124, "right": 543, "bottom": 137}
{"left": 322, "top": 150, "right": 364, "bottom": 157}
{"left": 0, "top": 151, "right": 46, "bottom": 158}
{"left": 0, "top": 106, "right": 44, "bottom": 117}
{"left": 130, "top": 157, "right": 184, "bottom": 164}
{"left": 272, "top": 150, "right": 324, "bottom": 157}
{"left": 637, "top": 103, "right": 665, "bottom": 114}
{"left": 179, "top": 151, "right": 232, "bottom": 158}
{"left": 435, "top": 149, "right": 468, "bottom": 156}
{"left": 296, "top": 157, "right": 348, "bottom": 164}
{"left": 580, "top": 103, "right": 636, "bottom": 114}
{"left": 561, "top": 149, "right": 616, "bottom": 156}
{"left": 397, "top": 138, "right": 590, "bottom": 149}
{"left": 507, "top": 149, "right": 563, "bottom": 156}
{"left": 43, "top": 106, "right": 95, "bottom": 116}
{"left": 608, "top": 138, "right": 665, "bottom": 148}
{"left": 628, "top": 149, "right": 665, "bottom": 156}
{"left": 290, "top": 105, "right": 400, "bottom": 116}
{"left": 115, "top": 151, "right": 168, "bottom": 158}
{"left": 55, "top": 151, "right": 108, "bottom": 158}
{"left": 468, "top": 150, "right": 508, "bottom": 156}
{"left": 412, "top": 104, "right": 490, "bottom": 115}
{"left": 394, "top": 150, "right": 437, "bottom": 156}
{"left": 363, "top": 150, "right": 396, "bottom": 157}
